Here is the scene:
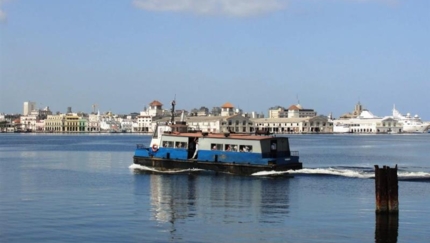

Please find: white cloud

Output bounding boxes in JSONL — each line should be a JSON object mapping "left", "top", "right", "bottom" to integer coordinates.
{"left": 0, "top": 0, "right": 9, "bottom": 23}
{"left": 132, "top": 0, "right": 287, "bottom": 17}
{"left": 0, "top": 9, "right": 6, "bottom": 22}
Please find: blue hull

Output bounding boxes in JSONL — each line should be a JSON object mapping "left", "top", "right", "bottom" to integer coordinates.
{"left": 133, "top": 147, "right": 302, "bottom": 175}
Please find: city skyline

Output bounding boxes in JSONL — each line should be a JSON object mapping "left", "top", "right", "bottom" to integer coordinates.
{"left": 1, "top": 1, "right": 429, "bottom": 120}
{"left": 1, "top": 99, "right": 427, "bottom": 121}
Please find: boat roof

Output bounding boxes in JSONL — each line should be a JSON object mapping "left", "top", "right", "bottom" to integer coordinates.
{"left": 163, "top": 132, "right": 281, "bottom": 141}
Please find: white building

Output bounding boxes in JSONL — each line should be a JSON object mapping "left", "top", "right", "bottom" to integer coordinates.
{"left": 23, "top": 101, "right": 36, "bottom": 116}
{"left": 135, "top": 115, "right": 153, "bottom": 133}
{"left": 252, "top": 116, "right": 332, "bottom": 134}
{"left": 268, "top": 106, "right": 287, "bottom": 118}
{"left": 287, "top": 104, "right": 317, "bottom": 118}
{"left": 88, "top": 113, "right": 101, "bottom": 132}
{"left": 143, "top": 100, "right": 163, "bottom": 117}
{"left": 268, "top": 104, "right": 317, "bottom": 119}
{"left": 186, "top": 116, "right": 223, "bottom": 133}
{"left": 20, "top": 114, "right": 38, "bottom": 131}
{"left": 119, "top": 117, "right": 134, "bottom": 132}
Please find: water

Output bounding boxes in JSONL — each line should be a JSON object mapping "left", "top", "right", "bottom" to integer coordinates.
{"left": 1, "top": 133, "right": 429, "bottom": 242}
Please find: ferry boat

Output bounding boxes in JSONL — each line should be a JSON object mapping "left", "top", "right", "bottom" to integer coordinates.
{"left": 133, "top": 102, "right": 303, "bottom": 175}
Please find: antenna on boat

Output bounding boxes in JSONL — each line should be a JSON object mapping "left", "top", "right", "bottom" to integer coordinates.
{"left": 170, "top": 95, "right": 176, "bottom": 124}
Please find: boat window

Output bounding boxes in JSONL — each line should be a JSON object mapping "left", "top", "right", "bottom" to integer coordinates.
{"left": 175, "top": 142, "right": 186, "bottom": 148}
{"left": 163, "top": 141, "right": 174, "bottom": 148}
{"left": 225, "top": 144, "right": 238, "bottom": 152}
{"left": 239, "top": 145, "right": 252, "bottom": 152}
{"left": 211, "top": 143, "right": 222, "bottom": 150}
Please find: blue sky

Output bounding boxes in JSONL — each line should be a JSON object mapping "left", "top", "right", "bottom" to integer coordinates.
{"left": 1, "top": 0, "right": 429, "bottom": 119}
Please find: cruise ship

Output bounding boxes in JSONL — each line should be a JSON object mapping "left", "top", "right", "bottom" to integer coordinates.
{"left": 392, "top": 106, "right": 430, "bottom": 133}
{"left": 332, "top": 110, "right": 402, "bottom": 134}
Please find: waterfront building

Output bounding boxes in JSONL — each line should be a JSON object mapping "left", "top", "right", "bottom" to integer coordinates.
{"left": 88, "top": 113, "right": 101, "bottom": 132}
{"left": 64, "top": 114, "right": 86, "bottom": 132}
{"left": 99, "top": 112, "right": 121, "bottom": 132}
{"left": 119, "top": 117, "right": 134, "bottom": 132}
{"left": 0, "top": 118, "right": 15, "bottom": 132}
{"left": 153, "top": 113, "right": 254, "bottom": 134}
{"left": 35, "top": 120, "right": 45, "bottom": 132}
{"left": 185, "top": 116, "right": 223, "bottom": 133}
{"left": 79, "top": 117, "right": 88, "bottom": 132}
{"left": 135, "top": 115, "right": 153, "bottom": 133}
{"left": 100, "top": 120, "right": 121, "bottom": 132}
{"left": 20, "top": 108, "right": 52, "bottom": 131}
{"left": 251, "top": 116, "right": 332, "bottom": 134}
{"left": 20, "top": 114, "right": 38, "bottom": 131}
{"left": 187, "top": 115, "right": 253, "bottom": 133}
{"left": 45, "top": 114, "right": 66, "bottom": 132}
{"left": 220, "top": 114, "right": 253, "bottom": 133}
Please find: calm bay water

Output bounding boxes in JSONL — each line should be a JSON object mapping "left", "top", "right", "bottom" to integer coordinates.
{"left": 1, "top": 133, "right": 429, "bottom": 242}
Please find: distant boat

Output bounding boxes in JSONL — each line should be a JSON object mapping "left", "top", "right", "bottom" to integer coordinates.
{"left": 331, "top": 110, "right": 402, "bottom": 134}
{"left": 392, "top": 106, "right": 430, "bottom": 133}
{"left": 333, "top": 123, "right": 351, "bottom": 133}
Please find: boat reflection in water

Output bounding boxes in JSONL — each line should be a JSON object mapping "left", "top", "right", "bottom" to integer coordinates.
{"left": 133, "top": 171, "right": 291, "bottom": 240}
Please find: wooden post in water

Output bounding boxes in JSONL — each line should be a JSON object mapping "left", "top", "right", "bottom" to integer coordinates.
{"left": 374, "top": 165, "right": 399, "bottom": 214}
{"left": 374, "top": 165, "right": 399, "bottom": 243}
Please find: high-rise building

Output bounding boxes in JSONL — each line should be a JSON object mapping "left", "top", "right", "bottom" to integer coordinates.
{"left": 23, "top": 101, "right": 36, "bottom": 115}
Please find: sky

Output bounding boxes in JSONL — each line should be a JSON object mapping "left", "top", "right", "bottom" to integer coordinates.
{"left": 0, "top": 0, "right": 429, "bottom": 119}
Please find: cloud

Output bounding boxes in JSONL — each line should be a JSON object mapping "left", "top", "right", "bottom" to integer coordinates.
{"left": 132, "top": 0, "right": 287, "bottom": 17}
{"left": 0, "top": 0, "right": 8, "bottom": 22}
{"left": 0, "top": 10, "right": 6, "bottom": 22}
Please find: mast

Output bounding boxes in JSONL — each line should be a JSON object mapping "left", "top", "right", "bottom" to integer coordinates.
{"left": 170, "top": 97, "right": 176, "bottom": 124}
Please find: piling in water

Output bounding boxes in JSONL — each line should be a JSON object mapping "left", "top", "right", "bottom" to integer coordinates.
{"left": 375, "top": 213, "right": 399, "bottom": 243}
{"left": 374, "top": 165, "right": 399, "bottom": 214}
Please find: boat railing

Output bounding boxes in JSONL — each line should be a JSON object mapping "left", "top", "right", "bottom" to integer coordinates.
{"left": 136, "top": 144, "right": 147, "bottom": 149}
